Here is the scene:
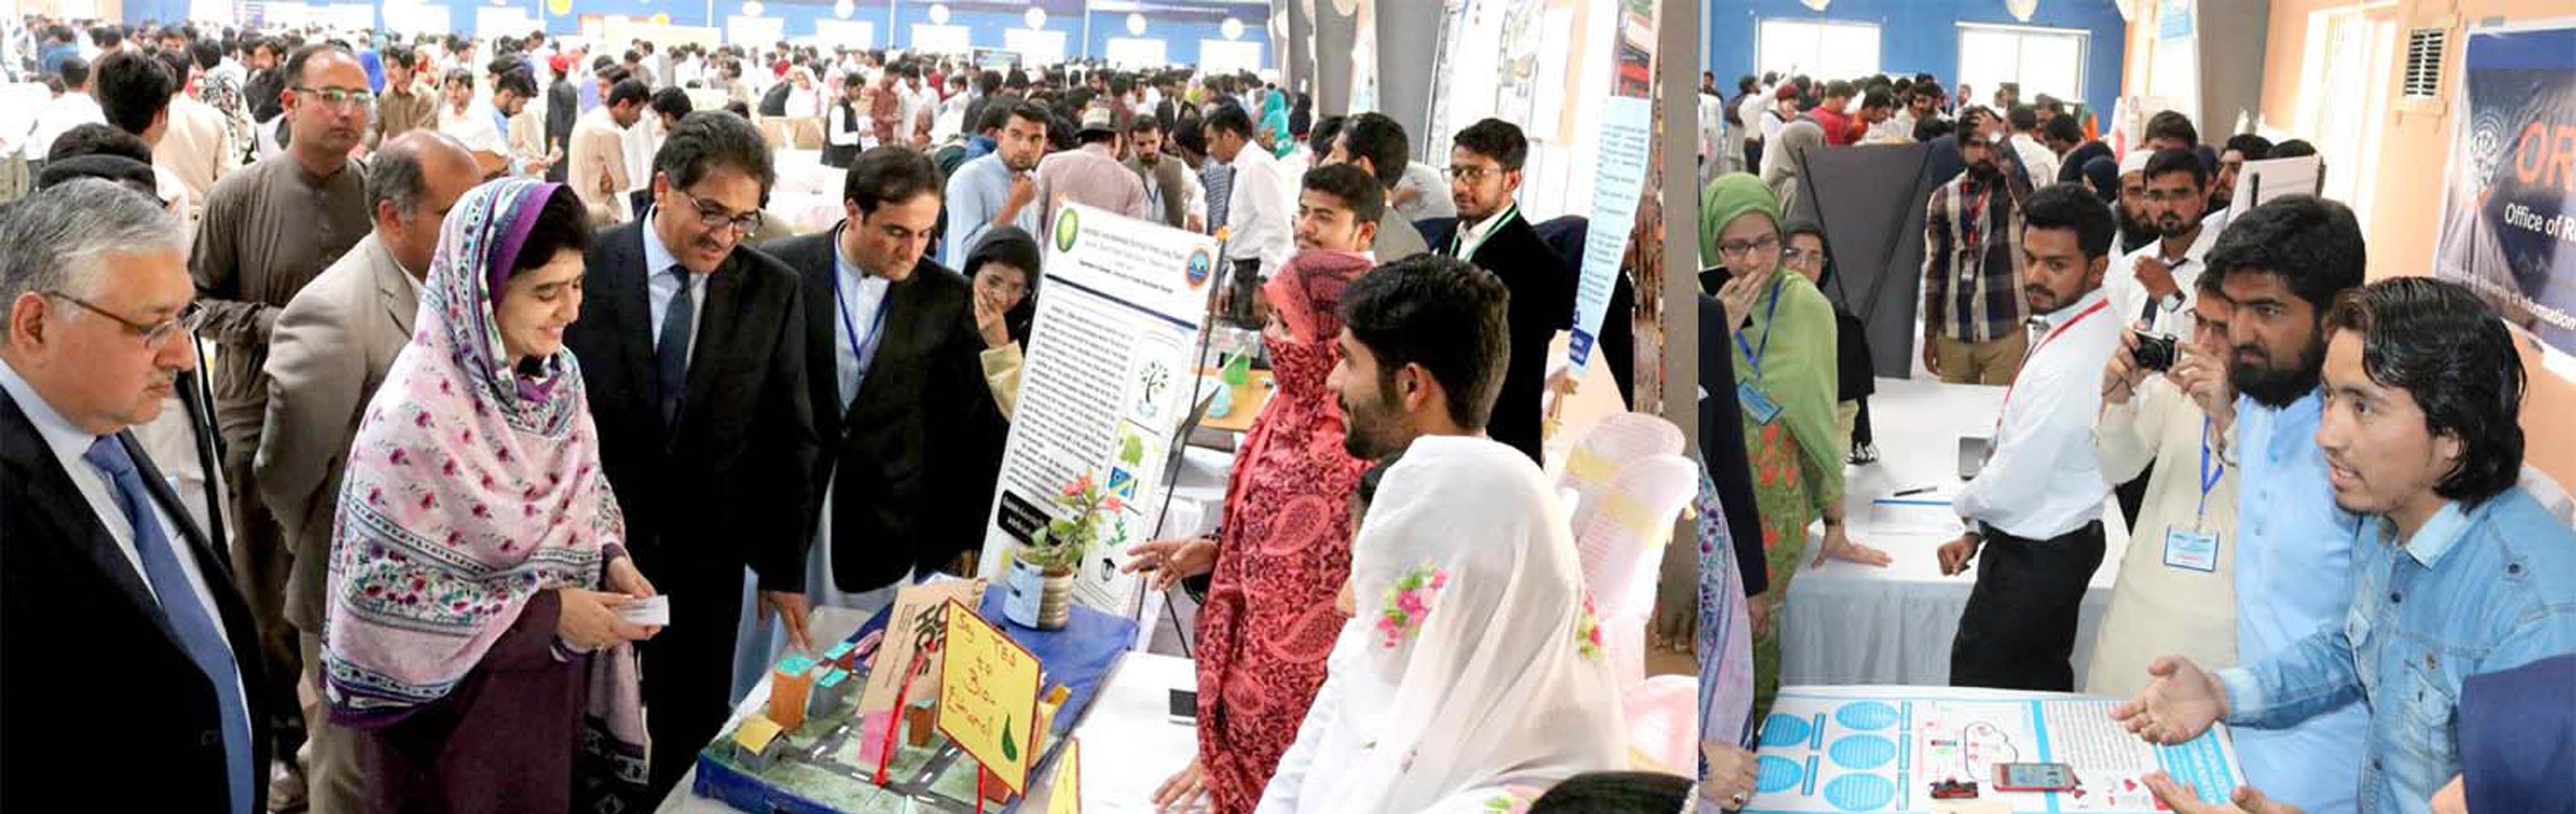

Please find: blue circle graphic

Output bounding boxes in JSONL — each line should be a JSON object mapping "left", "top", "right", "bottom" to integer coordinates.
{"left": 1756, "top": 755, "right": 1804, "bottom": 793}
{"left": 1824, "top": 773, "right": 1899, "bottom": 811}
{"left": 1835, "top": 701, "right": 1900, "bottom": 730}
{"left": 1758, "top": 713, "right": 1811, "bottom": 746}
{"left": 1828, "top": 735, "right": 1898, "bottom": 770}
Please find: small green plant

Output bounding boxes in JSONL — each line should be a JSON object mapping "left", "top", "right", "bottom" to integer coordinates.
{"left": 1019, "top": 471, "right": 1125, "bottom": 574}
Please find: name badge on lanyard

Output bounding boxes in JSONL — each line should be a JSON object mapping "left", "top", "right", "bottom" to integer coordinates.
{"left": 1735, "top": 274, "right": 1786, "bottom": 425}
{"left": 2162, "top": 417, "right": 2226, "bottom": 573}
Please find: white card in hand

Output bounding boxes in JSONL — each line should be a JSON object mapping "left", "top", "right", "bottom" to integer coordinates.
{"left": 615, "top": 595, "right": 670, "bottom": 626}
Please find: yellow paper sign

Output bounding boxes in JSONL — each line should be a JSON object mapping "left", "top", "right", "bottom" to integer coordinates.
{"left": 936, "top": 598, "right": 1042, "bottom": 793}
{"left": 1045, "top": 739, "right": 1081, "bottom": 814}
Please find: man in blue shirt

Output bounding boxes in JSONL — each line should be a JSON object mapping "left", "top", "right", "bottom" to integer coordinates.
{"left": 2116, "top": 276, "right": 2576, "bottom": 814}
{"left": 942, "top": 99, "right": 1046, "bottom": 265}
{"left": 2151, "top": 195, "right": 2369, "bottom": 813}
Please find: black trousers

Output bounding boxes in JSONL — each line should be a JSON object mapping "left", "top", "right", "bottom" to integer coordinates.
{"left": 1949, "top": 521, "right": 2107, "bottom": 691}
{"left": 2115, "top": 461, "right": 2153, "bottom": 535}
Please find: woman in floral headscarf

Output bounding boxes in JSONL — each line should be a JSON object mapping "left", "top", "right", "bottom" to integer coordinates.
{"left": 1130, "top": 250, "right": 1375, "bottom": 813}
{"left": 322, "top": 179, "right": 658, "bottom": 811}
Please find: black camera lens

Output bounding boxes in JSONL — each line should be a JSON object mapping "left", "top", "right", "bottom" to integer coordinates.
{"left": 2134, "top": 332, "right": 2178, "bottom": 372}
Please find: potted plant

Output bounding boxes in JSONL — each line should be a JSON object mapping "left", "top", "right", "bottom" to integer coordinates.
{"left": 1003, "top": 471, "right": 1126, "bottom": 630}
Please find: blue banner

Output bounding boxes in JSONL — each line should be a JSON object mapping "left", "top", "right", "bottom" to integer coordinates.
{"left": 2433, "top": 23, "right": 2576, "bottom": 358}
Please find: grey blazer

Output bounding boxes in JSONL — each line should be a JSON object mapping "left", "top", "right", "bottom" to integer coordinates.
{"left": 254, "top": 232, "right": 420, "bottom": 633}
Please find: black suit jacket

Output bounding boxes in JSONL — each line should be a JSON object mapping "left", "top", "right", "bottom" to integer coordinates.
{"left": 3, "top": 389, "right": 271, "bottom": 812}
{"left": 1696, "top": 293, "right": 1770, "bottom": 598}
{"left": 562, "top": 220, "right": 818, "bottom": 591}
{"left": 1447, "top": 211, "right": 1574, "bottom": 464}
{"left": 544, "top": 80, "right": 579, "bottom": 183}
{"left": 762, "top": 225, "right": 999, "bottom": 591}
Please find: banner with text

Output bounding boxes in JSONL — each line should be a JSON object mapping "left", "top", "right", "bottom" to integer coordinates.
{"left": 2433, "top": 21, "right": 2576, "bottom": 359}
{"left": 977, "top": 203, "right": 1220, "bottom": 626}
{"left": 1567, "top": 0, "right": 1660, "bottom": 375}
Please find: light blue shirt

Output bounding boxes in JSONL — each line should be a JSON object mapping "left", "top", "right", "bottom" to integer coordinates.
{"left": 828, "top": 230, "right": 892, "bottom": 408}
{"left": 943, "top": 152, "right": 1036, "bottom": 266}
{"left": 2228, "top": 390, "right": 2369, "bottom": 814}
{"left": 639, "top": 208, "right": 709, "bottom": 366}
{"left": 2219, "top": 488, "right": 2576, "bottom": 814}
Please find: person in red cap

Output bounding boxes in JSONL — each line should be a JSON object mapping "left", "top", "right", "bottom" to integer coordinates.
{"left": 544, "top": 52, "right": 579, "bottom": 182}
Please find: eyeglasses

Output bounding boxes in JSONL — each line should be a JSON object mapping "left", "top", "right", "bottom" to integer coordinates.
{"left": 1446, "top": 164, "right": 1508, "bottom": 183}
{"left": 1780, "top": 245, "right": 1824, "bottom": 266}
{"left": 46, "top": 292, "right": 204, "bottom": 348}
{"left": 292, "top": 86, "right": 376, "bottom": 112}
{"left": 1717, "top": 233, "right": 1780, "bottom": 259}
{"left": 669, "top": 186, "right": 766, "bottom": 236}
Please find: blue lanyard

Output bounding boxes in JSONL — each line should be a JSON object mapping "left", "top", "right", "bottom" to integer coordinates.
{"left": 1731, "top": 273, "right": 1786, "bottom": 379}
{"left": 2196, "top": 417, "right": 2225, "bottom": 521}
{"left": 834, "top": 269, "right": 892, "bottom": 390}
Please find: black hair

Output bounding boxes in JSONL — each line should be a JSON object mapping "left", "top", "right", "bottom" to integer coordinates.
{"left": 1307, "top": 114, "right": 1346, "bottom": 158}
{"left": 1860, "top": 88, "right": 1895, "bottom": 112}
{"left": 965, "top": 226, "right": 1043, "bottom": 342}
{"left": 653, "top": 110, "right": 776, "bottom": 199}
{"left": 976, "top": 69, "right": 1002, "bottom": 96}
{"left": 1783, "top": 219, "right": 1836, "bottom": 287}
{"left": 2144, "top": 148, "right": 2208, "bottom": 189}
{"left": 2006, "top": 104, "right": 2037, "bottom": 132}
{"left": 494, "top": 68, "right": 539, "bottom": 99}
{"left": 2036, "top": 94, "right": 2067, "bottom": 113}
{"left": 94, "top": 52, "right": 176, "bottom": 137}
{"left": 46, "top": 122, "right": 153, "bottom": 163}
{"left": 723, "top": 100, "right": 751, "bottom": 119}
{"left": 1823, "top": 79, "right": 1852, "bottom": 99}
{"left": 442, "top": 68, "right": 473, "bottom": 88}
{"left": 2021, "top": 182, "right": 2117, "bottom": 261}
{"left": 1339, "top": 253, "right": 1513, "bottom": 431}
{"left": 510, "top": 186, "right": 594, "bottom": 275}
{"left": 1339, "top": 112, "right": 1410, "bottom": 190}
{"left": 650, "top": 86, "right": 692, "bottom": 117}
{"left": 2205, "top": 194, "right": 2365, "bottom": 313}
{"left": 2043, "top": 113, "right": 2082, "bottom": 145}
{"left": 1452, "top": 117, "right": 1529, "bottom": 171}
{"left": 1127, "top": 114, "right": 1163, "bottom": 136}
{"left": 607, "top": 77, "right": 652, "bottom": 107}
{"left": 1737, "top": 75, "right": 1758, "bottom": 94}
{"left": 1302, "top": 163, "right": 1386, "bottom": 225}
{"left": 2144, "top": 109, "right": 2199, "bottom": 146}
{"left": 2324, "top": 277, "right": 2526, "bottom": 507}
{"left": 282, "top": 42, "right": 349, "bottom": 87}
{"left": 1203, "top": 103, "right": 1254, "bottom": 139}
{"left": 1912, "top": 115, "right": 1955, "bottom": 143}
{"left": 2223, "top": 133, "right": 2274, "bottom": 161}
{"left": 1005, "top": 100, "right": 1053, "bottom": 131}
{"left": 1527, "top": 771, "right": 1692, "bottom": 813}
{"left": 191, "top": 39, "right": 221, "bottom": 71}
{"left": 2269, "top": 139, "right": 2317, "bottom": 159}
{"left": 94, "top": 27, "right": 122, "bottom": 48}
{"left": 1171, "top": 113, "right": 1207, "bottom": 157}
{"left": 57, "top": 55, "right": 90, "bottom": 88}
{"left": 842, "top": 145, "right": 941, "bottom": 215}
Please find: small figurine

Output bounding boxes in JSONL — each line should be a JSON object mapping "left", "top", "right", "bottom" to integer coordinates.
{"left": 1931, "top": 779, "right": 1980, "bottom": 799}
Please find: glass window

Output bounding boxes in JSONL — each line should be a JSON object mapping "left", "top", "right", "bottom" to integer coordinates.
{"left": 1955, "top": 23, "right": 2089, "bottom": 109}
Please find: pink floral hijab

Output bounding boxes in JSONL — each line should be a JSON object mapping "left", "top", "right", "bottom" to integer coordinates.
{"left": 321, "top": 179, "right": 647, "bottom": 798}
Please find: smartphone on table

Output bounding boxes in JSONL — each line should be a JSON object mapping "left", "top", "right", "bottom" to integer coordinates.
{"left": 1992, "top": 762, "right": 2077, "bottom": 792}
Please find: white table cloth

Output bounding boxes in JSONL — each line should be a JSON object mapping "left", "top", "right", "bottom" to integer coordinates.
{"left": 1778, "top": 377, "right": 2128, "bottom": 687}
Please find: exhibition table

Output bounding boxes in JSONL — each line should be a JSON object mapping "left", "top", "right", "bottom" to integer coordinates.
{"left": 1745, "top": 684, "right": 2242, "bottom": 814}
{"left": 1778, "top": 377, "right": 2128, "bottom": 687}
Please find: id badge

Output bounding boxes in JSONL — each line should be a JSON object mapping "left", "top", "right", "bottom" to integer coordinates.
{"left": 2162, "top": 527, "right": 2219, "bottom": 572}
{"left": 1738, "top": 381, "right": 1783, "bottom": 425}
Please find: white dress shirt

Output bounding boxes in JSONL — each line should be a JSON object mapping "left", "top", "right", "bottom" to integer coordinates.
{"left": 829, "top": 234, "right": 894, "bottom": 407}
{"left": 24, "top": 91, "right": 105, "bottom": 159}
{"left": 1223, "top": 144, "right": 1295, "bottom": 278}
{"left": 0, "top": 359, "right": 250, "bottom": 724}
{"left": 2107, "top": 219, "right": 2218, "bottom": 337}
{"left": 1956, "top": 288, "right": 2121, "bottom": 540}
{"left": 640, "top": 208, "right": 710, "bottom": 366}
{"left": 2010, "top": 133, "right": 2060, "bottom": 190}
{"left": 1450, "top": 203, "right": 1520, "bottom": 261}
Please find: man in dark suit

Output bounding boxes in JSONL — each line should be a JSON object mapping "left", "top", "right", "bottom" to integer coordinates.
{"left": 1434, "top": 118, "right": 1573, "bottom": 464}
{"left": 761, "top": 146, "right": 997, "bottom": 597}
{"left": 2, "top": 180, "right": 268, "bottom": 813}
{"left": 561, "top": 111, "right": 818, "bottom": 798}
{"left": 544, "top": 54, "right": 579, "bottom": 183}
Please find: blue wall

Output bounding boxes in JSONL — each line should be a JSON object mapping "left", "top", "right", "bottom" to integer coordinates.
{"left": 1703, "top": 0, "right": 2127, "bottom": 126}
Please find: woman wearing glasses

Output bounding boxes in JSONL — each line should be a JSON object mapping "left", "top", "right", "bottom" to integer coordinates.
{"left": 1699, "top": 175, "right": 1887, "bottom": 727}
{"left": 321, "top": 180, "right": 658, "bottom": 811}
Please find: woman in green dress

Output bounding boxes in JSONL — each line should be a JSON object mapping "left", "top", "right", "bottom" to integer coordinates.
{"left": 1700, "top": 174, "right": 1889, "bottom": 719}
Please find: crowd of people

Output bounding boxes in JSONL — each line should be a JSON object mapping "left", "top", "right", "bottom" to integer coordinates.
{"left": 2, "top": 12, "right": 2571, "bottom": 814}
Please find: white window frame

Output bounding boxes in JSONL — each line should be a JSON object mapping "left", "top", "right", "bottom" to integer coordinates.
{"left": 1754, "top": 17, "right": 1881, "bottom": 81}
{"left": 1953, "top": 22, "right": 2091, "bottom": 109}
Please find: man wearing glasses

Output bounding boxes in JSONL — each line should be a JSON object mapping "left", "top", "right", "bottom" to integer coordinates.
{"left": 1434, "top": 117, "right": 1571, "bottom": 465}
{"left": 4, "top": 179, "right": 268, "bottom": 813}
{"left": 187, "top": 43, "right": 372, "bottom": 799}
{"left": 562, "top": 110, "right": 820, "bottom": 800}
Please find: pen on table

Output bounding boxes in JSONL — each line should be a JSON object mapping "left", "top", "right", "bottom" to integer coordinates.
{"left": 1891, "top": 486, "right": 1937, "bottom": 497}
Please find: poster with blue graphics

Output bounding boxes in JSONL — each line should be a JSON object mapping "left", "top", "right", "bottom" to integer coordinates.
{"left": 2433, "top": 21, "right": 2576, "bottom": 361}
{"left": 1566, "top": 0, "right": 1662, "bottom": 376}
{"left": 1742, "top": 690, "right": 2241, "bottom": 814}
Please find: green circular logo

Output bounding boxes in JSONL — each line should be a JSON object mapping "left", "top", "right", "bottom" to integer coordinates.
{"left": 1054, "top": 208, "right": 1082, "bottom": 253}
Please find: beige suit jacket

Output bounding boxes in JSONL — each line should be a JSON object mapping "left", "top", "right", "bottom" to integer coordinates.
{"left": 570, "top": 108, "right": 632, "bottom": 224}
{"left": 254, "top": 233, "right": 420, "bottom": 632}
{"left": 156, "top": 95, "right": 234, "bottom": 217}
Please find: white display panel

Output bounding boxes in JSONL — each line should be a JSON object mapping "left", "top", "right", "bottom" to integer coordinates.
{"left": 1956, "top": 23, "right": 2090, "bottom": 110}
{"left": 477, "top": 7, "right": 534, "bottom": 41}
{"left": 1104, "top": 37, "right": 1167, "bottom": 69}
{"left": 727, "top": 15, "right": 787, "bottom": 47}
{"left": 384, "top": 3, "right": 452, "bottom": 38}
{"left": 911, "top": 24, "right": 972, "bottom": 55}
{"left": 1004, "top": 28, "right": 1068, "bottom": 66}
{"left": 1197, "top": 39, "right": 1262, "bottom": 75}
{"left": 810, "top": 19, "right": 877, "bottom": 50}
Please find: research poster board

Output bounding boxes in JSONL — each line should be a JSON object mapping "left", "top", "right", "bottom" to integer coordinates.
{"left": 1566, "top": 0, "right": 1658, "bottom": 375}
{"left": 977, "top": 203, "right": 1222, "bottom": 631}
{"left": 1747, "top": 690, "right": 2242, "bottom": 814}
{"left": 2433, "top": 20, "right": 2576, "bottom": 361}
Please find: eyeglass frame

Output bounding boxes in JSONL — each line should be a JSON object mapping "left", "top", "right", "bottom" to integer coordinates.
{"left": 1445, "top": 162, "right": 1513, "bottom": 184}
{"left": 291, "top": 85, "right": 377, "bottom": 112}
{"left": 43, "top": 291, "right": 205, "bottom": 349}
{"left": 1717, "top": 232, "right": 1781, "bottom": 259}
{"left": 667, "top": 185, "right": 766, "bottom": 236}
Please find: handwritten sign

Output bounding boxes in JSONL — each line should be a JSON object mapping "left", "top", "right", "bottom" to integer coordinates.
{"left": 859, "top": 579, "right": 984, "bottom": 715}
{"left": 936, "top": 598, "right": 1043, "bottom": 793}
{"left": 1045, "top": 738, "right": 1081, "bottom": 814}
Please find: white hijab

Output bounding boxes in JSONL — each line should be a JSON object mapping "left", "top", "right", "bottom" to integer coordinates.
{"left": 1256, "top": 435, "right": 1629, "bottom": 813}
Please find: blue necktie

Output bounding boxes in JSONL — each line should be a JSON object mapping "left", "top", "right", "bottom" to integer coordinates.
{"left": 83, "top": 436, "right": 252, "bottom": 814}
{"left": 656, "top": 265, "right": 694, "bottom": 428}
